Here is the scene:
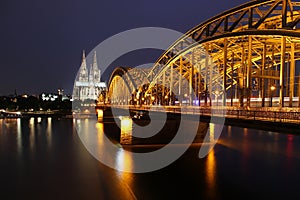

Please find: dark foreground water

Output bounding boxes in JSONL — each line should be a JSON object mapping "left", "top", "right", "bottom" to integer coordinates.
{"left": 0, "top": 117, "right": 300, "bottom": 200}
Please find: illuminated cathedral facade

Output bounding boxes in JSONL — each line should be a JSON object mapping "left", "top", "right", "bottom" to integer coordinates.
{"left": 73, "top": 51, "right": 106, "bottom": 101}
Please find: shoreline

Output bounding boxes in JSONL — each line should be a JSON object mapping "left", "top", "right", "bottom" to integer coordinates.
{"left": 4, "top": 109, "right": 298, "bottom": 134}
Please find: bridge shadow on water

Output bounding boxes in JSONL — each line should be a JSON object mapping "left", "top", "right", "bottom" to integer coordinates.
{"left": 102, "top": 107, "right": 209, "bottom": 148}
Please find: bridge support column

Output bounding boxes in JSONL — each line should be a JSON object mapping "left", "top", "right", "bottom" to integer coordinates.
{"left": 204, "top": 49, "right": 209, "bottom": 106}
{"left": 163, "top": 71, "right": 166, "bottom": 105}
{"left": 279, "top": 36, "right": 286, "bottom": 108}
{"left": 289, "top": 43, "right": 295, "bottom": 107}
{"left": 209, "top": 48, "right": 213, "bottom": 107}
{"left": 156, "top": 78, "right": 158, "bottom": 105}
{"left": 223, "top": 38, "right": 228, "bottom": 106}
{"left": 189, "top": 67, "right": 193, "bottom": 106}
{"left": 179, "top": 56, "right": 183, "bottom": 106}
{"left": 246, "top": 36, "right": 252, "bottom": 107}
{"left": 190, "top": 50, "right": 195, "bottom": 106}
{"left": 298, "top": 77, "right": 300, "bottom": 107}
{"left": 239, "top": 45, "right": 245, "bottom": 107}
{"left": 169, "top": 64, "right": 173, "bottom": 105}
{"left": 261, "top": 43, "right": 266, "bottom": 107}
{"left": 230, "top": 52, "right": 234, "bottom": 107}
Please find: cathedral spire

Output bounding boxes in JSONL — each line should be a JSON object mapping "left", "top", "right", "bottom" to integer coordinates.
{"left": 93, "top": 51, "right": 98, "bottom": 69}
{"left": 92, "top": 51, "right": 101, "bottom": 82}
{"left": 78, "top": 50, "right": 88, "bottom": 82}
{"left": 81, "top": 50, "right": 87, "bottom": 68}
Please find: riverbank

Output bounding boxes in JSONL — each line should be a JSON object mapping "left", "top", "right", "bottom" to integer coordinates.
{"left": 21, "top": 111, "right": 72, "bottom": 118}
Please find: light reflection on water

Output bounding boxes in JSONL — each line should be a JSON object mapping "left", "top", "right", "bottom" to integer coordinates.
{"left": 17, "top": 118, "right": 22, "bottom": 155}
{"left": 209, "top": 123, "right": 215, "bottom": 142}
{"left": 206, "top": 149, "right": 216, "bottom": 199}
{"left": 95, "top": 121, "right": 134, "bottom": 193}
{"left": 95, "top": 121, "right": 134, "bottom": 173}
{"left": 2, "top": 118, "right": 300, "bottom": 199}
{"left": 47, "top": 117, "right": 52, "bottom": 147}
{"left": 29, "top": 117, "right": 35, "bottom": 152}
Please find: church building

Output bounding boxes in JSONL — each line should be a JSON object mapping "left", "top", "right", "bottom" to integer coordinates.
{"left": 73, "top": 51, "right": 106, "bottom": 101}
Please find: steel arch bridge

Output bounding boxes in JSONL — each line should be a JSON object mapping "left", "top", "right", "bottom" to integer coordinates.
{"left": 107, "top": 0, "right": 300, "bottom": 108}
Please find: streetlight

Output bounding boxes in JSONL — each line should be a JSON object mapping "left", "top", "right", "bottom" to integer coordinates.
{"left": 141, "top": 97, "right": 145, "bottom": 105}
{"left": 151, "top": 96, "right": 155, "bottom": 105}
{"left": 164, "top": 95, "right": 168, "bottom": 106}
{"left": 184, "top": 93, "right": 188, "bottom": 105}
{"left": 270, "top": 85, "right": 276, "bottom": 107}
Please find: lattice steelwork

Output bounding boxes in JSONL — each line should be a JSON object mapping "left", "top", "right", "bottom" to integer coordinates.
{"left": 108, "top": 0, "right": 300, "bottom": 108}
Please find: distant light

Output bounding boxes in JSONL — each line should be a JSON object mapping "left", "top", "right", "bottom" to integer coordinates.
{"left": 270, "top": 86, "right": 276, "bottom": 91}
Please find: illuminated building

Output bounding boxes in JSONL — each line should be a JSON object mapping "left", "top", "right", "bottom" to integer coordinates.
{"left": 73, "top": 51, "right": 106, "bottom": 101}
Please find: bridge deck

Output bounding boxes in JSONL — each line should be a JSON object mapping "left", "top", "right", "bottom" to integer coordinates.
{"left": 99, "top": 105, "right": 300, "bottom": 125}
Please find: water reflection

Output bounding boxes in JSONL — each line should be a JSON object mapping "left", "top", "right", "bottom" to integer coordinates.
{"left": 95, "top": 121, "right": 134, "bottom": 193}
{"left": 227, "top": 126, "right": 231, "bottom": 137}
{"left": 17, "top": 118, "right": 22, "bottom": 155}
{"left": 120, "top": 116, "right": 133, "bottom": 145}
{"left": 286, "top": 135, "right": 294, "bottom": 168}
{"left": 116, "top": 149, "right": 134, "bottom": 174}
{"left": 205, "top": 149, "right": 216, "bottom": 199}
{"left": 46, "top": 117, "right": 52, "bottom": 147}
{"left": 2, "top": 118, "right": 300, "bottom": 199}
{"left": 209, "top": 123, "right": 215, "bottom": 143}
{"left": 29, "top": 117, "right": 35, "bottom": 151}
{"left": 94, "top": 121, "right": 134, "bottom": 172}
{"left": 219, "top": 126, "right": 300, "bottom": 160}
{"left": 0, "top": 119, "right": 3, "bottom": 133}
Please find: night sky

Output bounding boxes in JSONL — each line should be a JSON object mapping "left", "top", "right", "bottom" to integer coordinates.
{"left": 0, "top": 0, "right": 248, "bottom": 95}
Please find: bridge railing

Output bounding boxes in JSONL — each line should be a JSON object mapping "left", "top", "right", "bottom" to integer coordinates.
{"left": 108, "top": 105, "right": 300, "bottom": 124}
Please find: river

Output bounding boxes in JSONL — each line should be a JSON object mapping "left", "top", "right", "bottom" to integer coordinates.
{"left": 0, "top": 117, "right": 299, "bottom": 199}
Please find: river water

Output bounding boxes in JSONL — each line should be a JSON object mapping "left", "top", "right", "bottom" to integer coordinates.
{"left": 0, "top": 117, "right": 300, "bottom": 199}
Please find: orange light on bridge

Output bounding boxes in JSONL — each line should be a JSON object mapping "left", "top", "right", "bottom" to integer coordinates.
{"left": 97, "top": 109, "right": 103, "bottom": 122}
{"left": 120, "top": 116, "right": 133, "bottom": 145}
{"left": 270, "top": 85, "right": 276, "bottom": 91}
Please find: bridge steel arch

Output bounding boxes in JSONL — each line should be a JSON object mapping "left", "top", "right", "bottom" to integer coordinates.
{"left": 108, "top": 0, "right": 300, "bottom": 108}
{"left": 108, "top": 67, "right": 150, "bottom": 105}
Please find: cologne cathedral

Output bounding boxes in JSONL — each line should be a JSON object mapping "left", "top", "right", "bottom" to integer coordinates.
{"left": 73, "top": 51, "right": 106, "bottom": 101}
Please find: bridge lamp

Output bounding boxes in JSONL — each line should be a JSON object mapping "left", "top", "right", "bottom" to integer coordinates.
{"left": 270, "top": 86, "right": 276, "bottom": 91}
{"left": 165, "top": 95, "right": 168, "bottom": 99}
{"left": 270, "top": 85, "right": 276, "bottom": 107}
{"left": 151, "top": 96, "right": 155, "bottom": 101}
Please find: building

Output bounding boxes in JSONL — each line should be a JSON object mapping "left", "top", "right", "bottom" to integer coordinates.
{"left": 73, "top": 51, "right": 106, "bottom": 101}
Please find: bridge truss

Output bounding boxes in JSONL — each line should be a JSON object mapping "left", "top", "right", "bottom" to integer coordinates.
{"left": 108, "top": 0, "right": 300, "bottom": 108}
